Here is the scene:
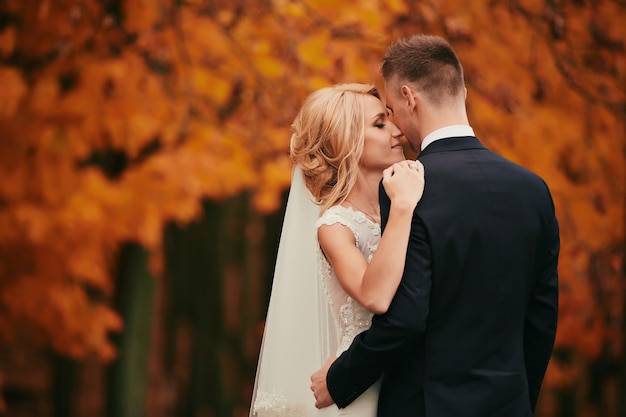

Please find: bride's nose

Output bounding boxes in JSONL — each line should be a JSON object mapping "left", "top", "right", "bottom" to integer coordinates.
{"left": 391, "top": 123, "right": 403, "bottom": 138}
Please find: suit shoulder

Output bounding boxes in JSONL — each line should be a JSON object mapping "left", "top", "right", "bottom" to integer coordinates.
{"left": 489, "top": 151, "right": 550, "bottom": 184}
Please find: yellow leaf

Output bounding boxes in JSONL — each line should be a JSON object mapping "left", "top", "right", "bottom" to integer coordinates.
{"left": 192, "top": 69, "right": 231, "bottom": 105}
{"left": 308, "top": 76, "right": 330, "bottom": 91}
{"left": 382, "top": 0, "right": 408, "bottom": 14}
{"left": 297, "top": 31, "right": 332, "bottom": 69}
{"left": 275, "top": 1, "right": 307, "bottom": 19}
{"left": 256, "top": 55, "right": 286, "bottom": 78}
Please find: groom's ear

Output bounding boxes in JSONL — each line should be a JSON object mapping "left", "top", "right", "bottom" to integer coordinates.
{"left": 401, "top": 85, "right": 417, "bottom": 113}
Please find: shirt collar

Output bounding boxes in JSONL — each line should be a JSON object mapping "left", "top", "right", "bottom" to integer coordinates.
{"left": 421, "top": 125, "right": 475, "bottom": 151}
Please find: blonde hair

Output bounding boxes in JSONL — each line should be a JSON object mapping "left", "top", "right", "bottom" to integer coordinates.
{"left": 290, "top": 83, "right": 380, "bottom": 214}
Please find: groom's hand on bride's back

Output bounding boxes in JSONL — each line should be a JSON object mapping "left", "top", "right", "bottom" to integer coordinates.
{"left": 311, "top": 356, "right": 336, "bottom": 408}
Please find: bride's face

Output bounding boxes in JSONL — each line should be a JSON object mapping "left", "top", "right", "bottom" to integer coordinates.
{"left": 359, "top": 94, "right": 405, "bottom": 171}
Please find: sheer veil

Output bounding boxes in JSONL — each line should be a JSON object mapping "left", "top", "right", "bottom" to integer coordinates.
{"left": 250, "top": 165, "right": 338, "bottom": 417}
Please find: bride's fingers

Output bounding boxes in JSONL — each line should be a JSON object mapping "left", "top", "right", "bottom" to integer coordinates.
{"left": 391, "top": 160, "right": 420, "bottom": 174}
{"left": 404, "top": 160, "right": 421, "bottom": 171}
{"left": 385, "top": 161, "right": 423, "bottom": 180}
{"left": 402, "top": 160, "right": 423, "bottom": 174}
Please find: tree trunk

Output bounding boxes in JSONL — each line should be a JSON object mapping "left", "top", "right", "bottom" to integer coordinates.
{"left": 52, "top": 354, "right": 78, "bottom": 417}
{"left": 188, "top": 201, "right": 224, "bottom": 417}
{"left": 163, "top": 200, "right": 226, "bottom": 417}
{"left": 106, "top": 244, "right": 156, "bottom": 417}
{"left": 161, "top": 193, "right": 285, "bottom": 416}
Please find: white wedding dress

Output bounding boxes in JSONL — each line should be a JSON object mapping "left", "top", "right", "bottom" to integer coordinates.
{"left": 250, "top": 167, "right": 380, "bottom": 417}
{"left": 315, "top": 205, "right": 382, "bottom": 416}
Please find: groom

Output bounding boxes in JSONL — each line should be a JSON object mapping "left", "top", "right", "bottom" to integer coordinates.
{"left": 311, "top": 34, "right": 559, "bottom": 416}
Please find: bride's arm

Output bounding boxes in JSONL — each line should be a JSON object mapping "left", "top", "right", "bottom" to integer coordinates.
{"left": 318, "top": 161, "right": 424, "bottom": 314}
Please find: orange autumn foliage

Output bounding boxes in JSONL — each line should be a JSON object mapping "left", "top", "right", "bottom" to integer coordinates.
{"left": 0, "top": 0, "right": 624, "bottom": 395}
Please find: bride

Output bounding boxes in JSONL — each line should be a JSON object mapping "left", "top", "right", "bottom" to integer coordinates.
{"left": 250, "top": 83, "right": 424, "bottom": 416}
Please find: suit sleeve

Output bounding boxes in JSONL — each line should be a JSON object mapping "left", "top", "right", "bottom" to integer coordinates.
{"left": 524, "top": 184, "right": 560, "bottom": 411}
{"left": 326, "top": 181, "right": 431, "bottom": 408}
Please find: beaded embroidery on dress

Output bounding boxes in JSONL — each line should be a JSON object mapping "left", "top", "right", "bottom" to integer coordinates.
{"left": 315, "top": 205, "right": 381, "bottom": 356}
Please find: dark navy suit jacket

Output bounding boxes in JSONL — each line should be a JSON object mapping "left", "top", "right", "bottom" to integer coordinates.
{"left": 327, "top": 137, "right": 559, "bottom": 417}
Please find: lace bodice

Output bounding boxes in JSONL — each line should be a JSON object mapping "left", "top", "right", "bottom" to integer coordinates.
{"left": 315, "top": 205, "right": 381, "bottom": 356}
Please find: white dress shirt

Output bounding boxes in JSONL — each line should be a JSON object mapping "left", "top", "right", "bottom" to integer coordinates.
{"left": 421, "top": 125, "right": 475, "bottom": 151}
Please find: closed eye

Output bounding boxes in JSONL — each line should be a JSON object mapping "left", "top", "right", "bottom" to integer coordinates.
{"left": 370, "top": 112, "right": 388, "bottom": 128}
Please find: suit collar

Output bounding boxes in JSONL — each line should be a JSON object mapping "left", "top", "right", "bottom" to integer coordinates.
{"left": 418, "top": 136, "right": 486, "bottom": 157}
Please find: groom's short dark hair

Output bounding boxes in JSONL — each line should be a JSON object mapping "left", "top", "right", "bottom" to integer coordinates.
{"left": 382, "top": 34, "right": 465, "bottom": 106}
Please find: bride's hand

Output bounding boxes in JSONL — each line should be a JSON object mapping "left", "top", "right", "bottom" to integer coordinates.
{"left": 310, "top": 356, "right": 336, "bottom": 408}
{"left": 382, "top": 160, "right": 425, "bottom": 211}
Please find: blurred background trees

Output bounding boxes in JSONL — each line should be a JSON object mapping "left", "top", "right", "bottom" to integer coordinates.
{"left": 0, "top": 0, "right": 623, "bottom": 416}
